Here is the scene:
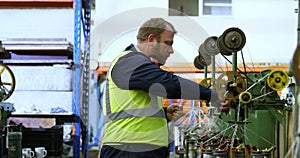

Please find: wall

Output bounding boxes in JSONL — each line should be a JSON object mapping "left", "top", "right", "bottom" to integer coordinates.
{"left": 91, "top": 0, "right": 298, "bottom": 66}
{"left": 0, "top": 9, "right": 74, "bottom": 41}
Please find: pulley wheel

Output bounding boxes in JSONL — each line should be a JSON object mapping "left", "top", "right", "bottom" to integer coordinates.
{"left": 199, "top": 43, "right": 209, "bottom": 56}
{"left": 0, "top": 63, "right": 15, "bottom": 101}
{"left": 266, "top": 70, "right": 289, "bottom": 91}
{"left": 198, "top": 44, "right": 212, "bottom": 66}
{"left": 216, "top": 34, "right": 233, "bottom": 56}
{"left": 193, "top": 56, "right": 205, "bottom": 69}
{"left": 215, "top": 71, "right": 247, "bottom": 100}
{"left": 203, "top": 36, "right": 219, "bottom": 56}
{"left": 217, "top": 27, "right": 246, "bottom": 56}
{"left": 239, "top": 91, "right": 252, "bottom": 104}
{"left": 222, "top": 27, "right": 246, "bottom": 52}
{"left": 292, "top": 44, "right": 300, "bottom": 84}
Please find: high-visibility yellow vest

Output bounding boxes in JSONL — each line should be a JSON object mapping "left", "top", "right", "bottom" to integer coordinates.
{"left": 103, "top": 51, "right": 168, "bottom": 147}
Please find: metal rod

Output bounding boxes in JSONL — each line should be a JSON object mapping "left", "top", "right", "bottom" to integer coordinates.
{"left": 212, "top": 55, "right": 215, "bottom": 79}
{"left": 232, "top": 51, "right": 237, "bottom": 72}
{"left": 251, "top": 91, "right": 275, "bottom": 101}
{"left": 245, "top": 73, "right": 269, "bottom": 92}
{"left": 204, "top": 66, "right": 207, "bottom": 78}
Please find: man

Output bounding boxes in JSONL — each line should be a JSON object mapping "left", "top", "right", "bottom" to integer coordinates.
{"left": 100, "top": 17, "right": 229, "bottom": 158}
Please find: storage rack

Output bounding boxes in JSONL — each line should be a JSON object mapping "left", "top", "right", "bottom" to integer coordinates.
{"left": 73, "top": 0, "right": 92, "bottom": 157}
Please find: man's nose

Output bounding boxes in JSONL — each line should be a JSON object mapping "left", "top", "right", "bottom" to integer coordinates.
{"left": 169, "top": 46, "right": 174, "bottom": 54}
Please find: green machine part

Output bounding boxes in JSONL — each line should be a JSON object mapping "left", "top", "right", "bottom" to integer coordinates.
{"left": 0, "top": 102, "right": 15, "bottom": 127}
{"left": 219, "top": 109, "right": 276, "bottom": 149}
{"left": 217, "top": 69, "right": 289, "bottom": 157}
{"left": 244, "top": 71, "right": 285, "bottom": 151}
{"left": 214, "top": 26, "right": 291, "bottom": 156}
{"left": 0, "top": 109, "right": 10, "bottom": 127}
{"left": 245, "top": 109, "right": 276, "bottom": 149}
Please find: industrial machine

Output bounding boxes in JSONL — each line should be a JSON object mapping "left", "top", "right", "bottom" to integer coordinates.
{"left": 175, "top": 27, "right": 294, "bottom": 158}
{"left": 0, "top": 62, "right": 16, "bottom": 127}
{"left": 0, "top": 62, "right": 19, "bottom": 158}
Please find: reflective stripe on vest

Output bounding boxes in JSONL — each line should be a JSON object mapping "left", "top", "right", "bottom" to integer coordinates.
{"left": 104, "top": 79, "right": 165, "bottom": 123}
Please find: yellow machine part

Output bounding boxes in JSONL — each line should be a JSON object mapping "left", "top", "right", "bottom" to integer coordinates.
{"left": 239, "top": 91, "right": 252, "bottom": 104}
{"left": 266, "top": 70, "right": 289, "bottom": 91}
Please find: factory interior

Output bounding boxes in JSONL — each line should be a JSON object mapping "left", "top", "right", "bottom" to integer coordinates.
{"left": 0, "top": 0, "right": 300, "bottom": 158}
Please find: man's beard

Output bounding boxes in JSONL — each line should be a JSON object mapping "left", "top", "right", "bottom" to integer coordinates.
{"left": 151, "top": 44, "right": 165, "bottom": 66}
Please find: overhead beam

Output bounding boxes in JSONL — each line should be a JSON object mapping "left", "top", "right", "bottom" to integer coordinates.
{"left": 0, "top": 0, "right": 73, "bottom": 8}
{"left": 96, "top": 62, "right": 289, "bottom": 74}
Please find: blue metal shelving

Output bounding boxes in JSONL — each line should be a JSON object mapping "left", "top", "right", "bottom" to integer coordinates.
{"left": 73, "top": 0, "right": 92, "bottom": 157}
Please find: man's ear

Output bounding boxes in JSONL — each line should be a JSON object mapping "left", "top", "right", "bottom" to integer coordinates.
{"left": 147, "top": 34, "right": 156, "bottom": 42}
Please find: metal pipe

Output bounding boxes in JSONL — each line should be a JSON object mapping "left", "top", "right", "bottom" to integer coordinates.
{"left": 212, "top": 55, "right": 215, "bottom": 80}
{"left": 205, "top": 66, "right": 208, "bottom": 78}
{"left": 232, "top": 52, "right": 237, "bottom": 72}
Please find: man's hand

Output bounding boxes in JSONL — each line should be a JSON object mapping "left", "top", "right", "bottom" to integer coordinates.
{"left": 211, "top": 90, "right": 230, "bottom": 114}
{"left": 219, "top": 99, "right": 230, "bottom": 114}
{"left": 166, "top": 104, "right": 184, "bottom": 121}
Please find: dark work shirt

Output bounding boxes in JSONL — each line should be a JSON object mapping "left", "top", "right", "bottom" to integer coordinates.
{"left": 111, "top": 44, "right": 213, "bottom": 102}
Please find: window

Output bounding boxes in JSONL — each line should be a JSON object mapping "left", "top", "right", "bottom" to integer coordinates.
{"left": 169, "top": 0, "right": 199, "bottom": 16}
{"left": 202, "top": 0, "right": 232, "bottom": 15}
{"left": 169, "top": 0, "right": 232, "bottom": 16}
